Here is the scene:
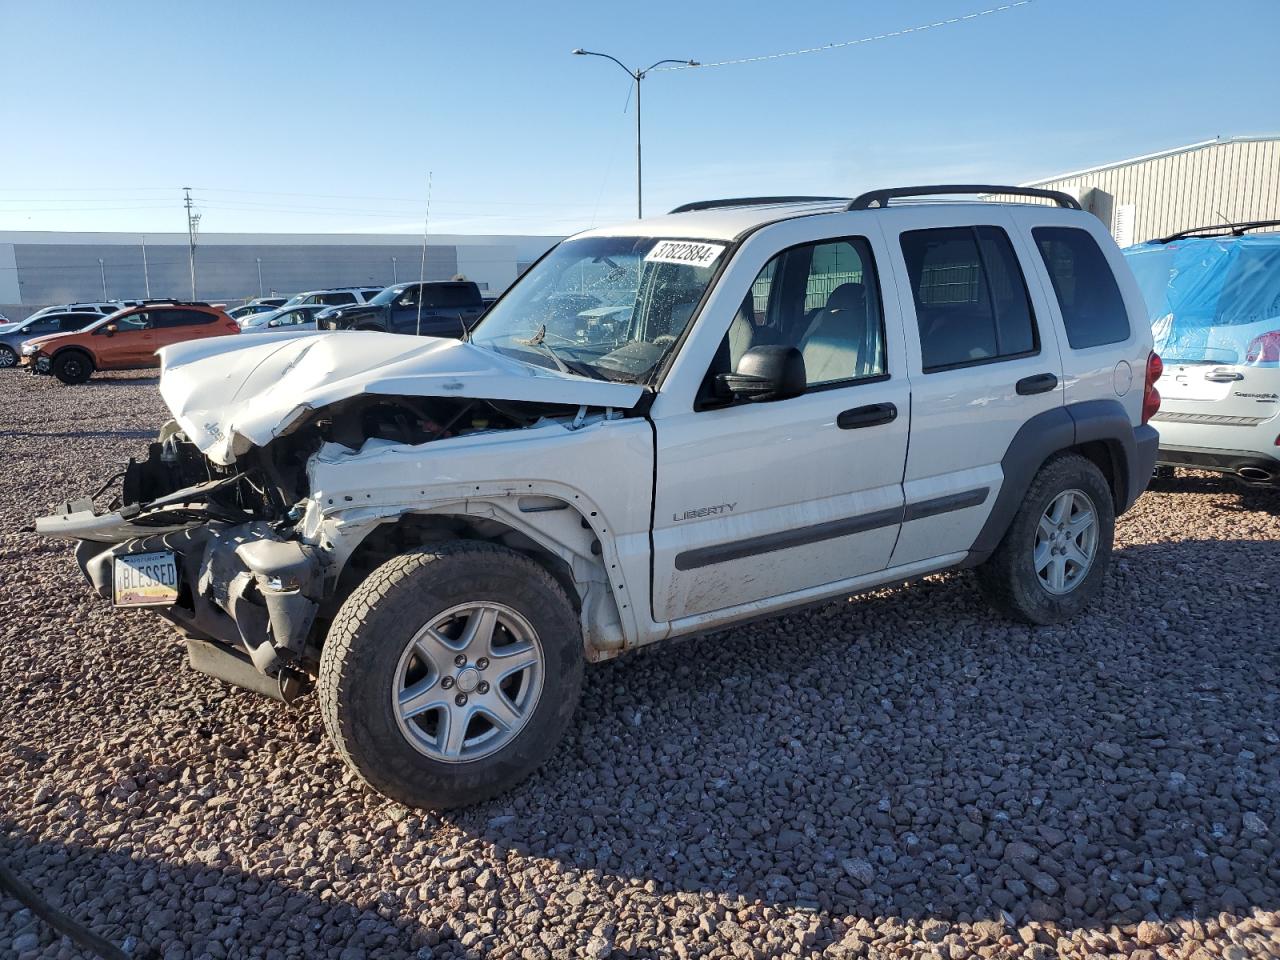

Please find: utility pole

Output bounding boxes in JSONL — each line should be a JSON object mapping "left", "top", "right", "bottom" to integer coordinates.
{"left": 572, "top": 50, "right": 699, "bottom": 218}
{"left": 183, "top": 187, "right": 200, "bottom": 299}
{"left": 98, "top": 258, "right": 107, "bottom": 299}
{"left": 141, "top": 236, "right": 151, "bottom": 297}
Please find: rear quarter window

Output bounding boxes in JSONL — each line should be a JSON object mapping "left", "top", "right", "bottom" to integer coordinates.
{"left": 1033, "top": 227, "right": 1130, "bottom": 349}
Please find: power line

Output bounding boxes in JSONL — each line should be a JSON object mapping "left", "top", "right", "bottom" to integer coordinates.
{"left": 655, "top": 0, "right": 1035, "bottom": 70}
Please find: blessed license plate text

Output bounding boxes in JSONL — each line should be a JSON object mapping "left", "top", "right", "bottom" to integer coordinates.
{"left": 114, "top": 551, "right": 179, "bottom": 607}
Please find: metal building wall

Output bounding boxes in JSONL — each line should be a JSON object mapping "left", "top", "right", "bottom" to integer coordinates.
{"left": 988, "top": 136, "right": 1280, "bottom": 244}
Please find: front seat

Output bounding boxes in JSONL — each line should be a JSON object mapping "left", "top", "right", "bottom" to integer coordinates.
{"left": 799, "top": 282, "right": 873, "bottom": 383}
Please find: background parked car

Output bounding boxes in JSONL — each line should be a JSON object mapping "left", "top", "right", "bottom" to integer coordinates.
{"left": 1124, "top": 221, "right": 1280, "bottom": 486}
{"left": 0, "top": 310, "right": 105, "bottom": 368}
{"left": 239, "top": 304, "right": 329, "bottom": 334}
{"left": 22, "top": 301, "right": 239, "bottom": 384}
{"left": 228, "top": 302, "right": 280, "bottom": 323}
{"left": 282, "top": 286, "right": 384, "bottom": 308}
{"left": 317, "top": 280, "right": 487, "bottom": 337}
{"left": 21, "top": 301, "right": 144, "bottom": 325}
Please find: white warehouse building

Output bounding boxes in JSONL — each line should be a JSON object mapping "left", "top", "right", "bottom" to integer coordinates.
{"left": 0, "top": 230, "right": 562, "bottom": 320}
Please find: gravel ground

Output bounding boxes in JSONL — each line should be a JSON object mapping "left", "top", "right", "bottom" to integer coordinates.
{"left": 1, "top": 369, "right": 1279, "bottom": 960}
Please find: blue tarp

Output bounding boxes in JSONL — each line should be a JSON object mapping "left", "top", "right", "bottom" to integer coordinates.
{"left": 1123, "top": 233, "right": 1280, "bottom": 364}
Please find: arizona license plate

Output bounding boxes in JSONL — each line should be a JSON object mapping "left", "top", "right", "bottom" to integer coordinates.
{"left": 113, "top": 551, "right": 179, "bottom": 607}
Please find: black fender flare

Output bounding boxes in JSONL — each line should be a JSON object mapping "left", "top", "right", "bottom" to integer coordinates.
{"left": 967, "top": 399, "right": 1157, "bottom": 563}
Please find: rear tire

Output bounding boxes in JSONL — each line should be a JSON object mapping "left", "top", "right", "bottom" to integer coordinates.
{"left": 318, "top": 541, "right": 584, "bottom": 809}
{"left": 52, "top": 350, "right": 93, "bottom": 385}
{"left": 0, "top": 345, "right": 16, "bottom": 369}
{"left": 975, "top": 453, "right": 1115, "bottom": 625}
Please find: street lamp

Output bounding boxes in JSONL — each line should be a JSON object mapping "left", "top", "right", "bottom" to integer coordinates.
{"left": 392, "top": 256, "right": 398, "bottom": 284}
{"left": 98, "top": 258, "right": 107, "bottom": 299}
{"left": 256, "top": 257, "right": 263, "bottom": 298}
{"left": 572, "top": 49, "right": 698, "bottom": 218}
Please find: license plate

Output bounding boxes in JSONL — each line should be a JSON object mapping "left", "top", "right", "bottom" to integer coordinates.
{"left": 113, "top": 551, "right": 179, "bottom": 607}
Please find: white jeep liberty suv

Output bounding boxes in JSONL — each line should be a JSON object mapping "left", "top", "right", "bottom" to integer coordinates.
{"left": 37, "top": 185, "right": 1160, "bottom": 808}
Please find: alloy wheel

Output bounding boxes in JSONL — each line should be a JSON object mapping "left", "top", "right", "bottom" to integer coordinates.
{"left": 392, "top": 601, "right": 544, "bottom": 763}
{"left": 1033, "top": 488, "right": 1098, "bottom": 595}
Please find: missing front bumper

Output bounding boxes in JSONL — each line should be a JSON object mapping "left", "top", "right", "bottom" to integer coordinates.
{"left": 75, "top": 520, "right": 324, "bottom": 683}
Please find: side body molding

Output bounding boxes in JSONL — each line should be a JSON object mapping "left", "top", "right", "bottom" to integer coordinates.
{"left": 966, "top": 400, "right": 1158, "bottom": 564}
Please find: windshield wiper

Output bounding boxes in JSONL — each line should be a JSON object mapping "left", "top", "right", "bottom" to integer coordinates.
{"left": 515, "top": 326, "right": 609, "bottom": 381}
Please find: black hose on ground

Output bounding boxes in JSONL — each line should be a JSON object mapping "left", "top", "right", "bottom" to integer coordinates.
{"left": 0, "top": 858, "right": 151, "bottom": 959}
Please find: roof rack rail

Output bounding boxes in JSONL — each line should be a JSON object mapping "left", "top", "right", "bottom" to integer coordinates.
{"left": 847, "top": 184, "right": 1082, "bottom": 211}
{"left": 138, "top": 298, "right": 211, "bottom": 307}
{"left": 669, "top": 196, "right": 848, "bottom": 214}
{"left": 1152, "top": 219, "right": 1280, "bottom": 244}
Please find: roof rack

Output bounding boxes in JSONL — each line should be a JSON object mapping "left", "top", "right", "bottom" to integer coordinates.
{"left": 137, "top": 298, "right": 211, "bottom": 307}
{"left": 1152, "top": 219, "right": 1280, "bottom": 244}
{"left": 669, "top": 196, "right": 848, "bottom": 214}
{"left": 847, "top": 184, "right": 1082, "bottom": 211}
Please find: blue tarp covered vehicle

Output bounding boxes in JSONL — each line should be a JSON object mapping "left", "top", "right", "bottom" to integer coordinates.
{"left": 1123, "top": 226, "right": 1280, "bottom": 365}
{"left": 1121, "top": 222, "right": 1280, "bottom": 486}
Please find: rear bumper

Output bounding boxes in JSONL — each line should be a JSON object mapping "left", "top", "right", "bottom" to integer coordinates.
{"left": 1127, "top": 423, "right": 1161, "bottom": 509}
{"left": 1156, "top": 444, "right": 1280, "bottom": 484}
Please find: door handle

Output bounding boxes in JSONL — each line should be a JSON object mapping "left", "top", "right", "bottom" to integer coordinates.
{"left": 1204, "top": 370, "right": 1244, "bottom": 382}
{"left": 837, "top": 402, "right": 897, "bottom": 429}
{"left": 1016, "top": 372, "right": 1058, "bottom": 395}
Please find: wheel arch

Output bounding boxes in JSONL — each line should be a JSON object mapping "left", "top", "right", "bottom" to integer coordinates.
{"left": 967, "top": 400, "right": 1145, "bottom": 564}
{"left": 317, "top": 494, "right": 635, "bottom": 662}
{"left": 50, "top": 343, "right": 97, "bottom": 367}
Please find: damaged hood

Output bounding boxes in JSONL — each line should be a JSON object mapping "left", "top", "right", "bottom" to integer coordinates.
{"left": 158, "top": 331, "right": 645, "bottom": 465}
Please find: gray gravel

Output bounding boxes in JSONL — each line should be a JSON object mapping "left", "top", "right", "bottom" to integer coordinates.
{"left": 2, "top": 370, "right": 1279, "bottom": 959}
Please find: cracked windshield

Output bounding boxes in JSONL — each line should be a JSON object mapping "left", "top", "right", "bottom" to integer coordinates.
{"left": 469, "top": 235, "right": 725, "bottom": 382}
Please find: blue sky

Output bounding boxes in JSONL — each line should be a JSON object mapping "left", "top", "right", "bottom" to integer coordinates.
{"left": 1, "top": 0, "right": 1277, "bottom": 237}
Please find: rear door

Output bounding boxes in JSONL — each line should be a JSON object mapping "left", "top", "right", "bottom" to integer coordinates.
{"left": 651, "top": 228, "right": 911, "bottom": 624}
{"left": 879, "top": 208, "right": 1065, "bottom": 566}
{"left": 151, "top": 308, "right": 219, "bottom": 349}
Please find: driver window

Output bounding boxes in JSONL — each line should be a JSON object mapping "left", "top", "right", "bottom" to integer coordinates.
{"left": 711, "top": 237, "right": 886, "bottom": 390}
{"left": 396, "top": 286, "right": 418, "bottom": 308}
{"left": 116, "top": 311, "right": 149, "bottom": 331}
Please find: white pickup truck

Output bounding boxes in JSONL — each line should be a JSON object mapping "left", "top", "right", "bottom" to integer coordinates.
{"left": 37, "top": 186, "right": 1160, "bottom": 809}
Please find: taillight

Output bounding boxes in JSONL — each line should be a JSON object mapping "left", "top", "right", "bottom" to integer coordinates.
{"left": 1142, "top": 351, "right": 1162, "bottom": 424}
{"left": 1245, "top": 330, "right": 1280, "bottom": 364}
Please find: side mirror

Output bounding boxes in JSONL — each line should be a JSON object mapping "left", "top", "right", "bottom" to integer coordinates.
{"left": 715, "top": 345, "right": 806, "bottom": 402}
{"left": 105, "top": 324, "right": 117, "bottom": 337}
{"left": 267, "top": 319, "right": 281, "bottom": 327}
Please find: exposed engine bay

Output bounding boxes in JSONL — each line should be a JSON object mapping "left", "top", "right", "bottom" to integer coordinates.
{"left": 46, "top": 394, "right": 598, "bottom": 701}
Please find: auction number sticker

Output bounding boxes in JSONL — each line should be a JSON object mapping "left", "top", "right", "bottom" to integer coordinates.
{"left": 644, "top": 240, "right": 726, "bottom": 268}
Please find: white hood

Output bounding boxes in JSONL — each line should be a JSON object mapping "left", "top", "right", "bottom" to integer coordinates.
{"left": 158, "top": 331, "right": 645, "bottom": 465}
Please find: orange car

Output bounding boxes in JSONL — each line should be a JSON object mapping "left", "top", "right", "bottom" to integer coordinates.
{"left": 23, "top": 300, "right": 239, "bottom": 384}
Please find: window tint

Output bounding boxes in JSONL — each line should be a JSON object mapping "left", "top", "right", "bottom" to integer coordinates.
{"left": 427, "top": 285, "right": 476, "bottom": 309}
{"left": 1034, "top": 227, "right": 1130, "bottom": 348}
{"left": 718, "top": 237, "right": 886, "bottom": 389}
{"left": 25, "top": 316, "right": 63, "bottom": 334}
{"left": 901, "top": 226, "right": 1037, "bottom": 372}
{"left": 321, "top": 292, "right": 357, "bottom": 304}
{"left": 59, "top": 315, "right": 93, "bottom": 332}
{"left": 152, "top": 309, "right": 212, "bottom": 328}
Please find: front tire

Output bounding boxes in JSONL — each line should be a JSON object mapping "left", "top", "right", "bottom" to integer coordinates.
{"left": 318, "top": 541, "right": 584, "bottom": 809}
{"left": 0, "top": 345, "right": 16, "bottom": 369}
{"left": 975, "top": 453, "right": 1115, "bottom": 625}
{"left": 52, "top": 350, "right": 93, "bottom": 385}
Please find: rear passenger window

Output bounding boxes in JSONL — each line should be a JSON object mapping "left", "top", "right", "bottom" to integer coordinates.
{"left": 153, "top": 309, "right": 212, "bottom": 328}
{"left": 1033, "top": 227, "right": 1130, "bottom": 348}
{"left": 901, "top": 226, "right": 1038, "bottom": 372}
{"left": 323, "top": 292, "right": 357, "bottom": 305}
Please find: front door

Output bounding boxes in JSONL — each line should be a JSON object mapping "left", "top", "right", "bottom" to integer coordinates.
{"left": 95, "top": 311, "right": 156, "bottom": 368}
{"left": 651, "top": 234, "right": 911, "bottom": 623}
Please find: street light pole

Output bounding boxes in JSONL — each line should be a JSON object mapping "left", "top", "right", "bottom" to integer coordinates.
{"left": 256, "top": 257, "right": 263, "bottom": 297}
{"left": 392, "top": 256, "right": 398, "bottom": 284}
{"left": 572, "top": 49, "right": 698, "bottom": 218}
{"left": 98, "top": 258, "right": 107, "bottom": 299}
